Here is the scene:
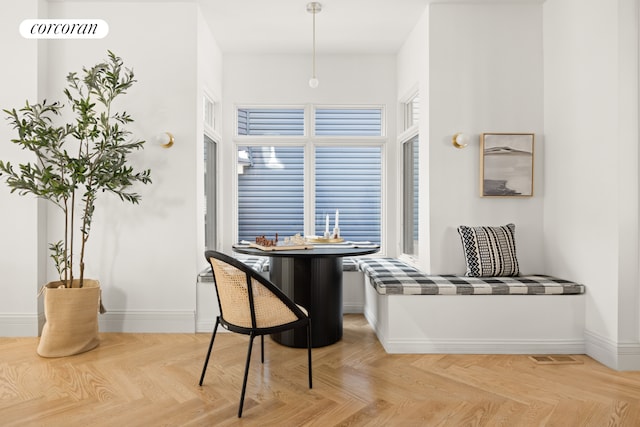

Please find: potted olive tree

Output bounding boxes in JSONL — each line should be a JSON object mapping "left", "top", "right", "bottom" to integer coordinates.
{"left": 0, "top": 51, "right": 151, "bottom": 357}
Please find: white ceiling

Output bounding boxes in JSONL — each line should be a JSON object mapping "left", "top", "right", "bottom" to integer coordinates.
{"left": 46, "top": 0, "right": 544, "bottom": 54}
{"left": 197, "top": 0, "right": 430, "bottom": 54}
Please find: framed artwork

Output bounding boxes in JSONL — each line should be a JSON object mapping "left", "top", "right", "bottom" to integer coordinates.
{"left": 480, "top": 133, "right": 534, "bottom": 197}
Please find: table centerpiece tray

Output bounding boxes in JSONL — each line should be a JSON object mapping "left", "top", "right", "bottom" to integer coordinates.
{"left": 305, "top": 236, "right": 345, "bottom": 244}
{"left": 248, "top": 242, "right": 314, "bottom": 251}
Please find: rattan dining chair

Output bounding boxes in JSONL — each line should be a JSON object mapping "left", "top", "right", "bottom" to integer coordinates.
{"left": 199, "top": 250, "right": 313, "bottom": 418}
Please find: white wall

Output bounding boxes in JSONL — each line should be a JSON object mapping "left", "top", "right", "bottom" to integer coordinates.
{"left": 397, "top": 3, "right": 545, "bottom": 275}
{"left": 0, "top": 1, "right": 223, "bottom": 334}
{"left": 197, "top": 8, "right": 223, "bottom": 262}
{"left": 397, "top": 7, "right": 430, "bottom": 271}
{"left": 430, "top": 3, "right": 545, "bottom": 275}
{"left": 544, "top": 0, "right": 640, "bottom": 370}
{"left": 219, "top": 53, "right": 398, "bottom": 254}
{"left": 0, "top": 0, "right": 46, "bottom": 336}
{"left": 49, "top": 1, "right": 199, "bottom": 332}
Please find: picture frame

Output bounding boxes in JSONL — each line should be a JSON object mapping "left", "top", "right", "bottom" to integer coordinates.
{"left": 480, "top": 133, "right": 534, "bottom": 197}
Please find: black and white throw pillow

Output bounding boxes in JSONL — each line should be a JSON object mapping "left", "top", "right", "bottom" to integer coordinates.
{"left": 457, "top": 223, "right": 519, "bottom": 277}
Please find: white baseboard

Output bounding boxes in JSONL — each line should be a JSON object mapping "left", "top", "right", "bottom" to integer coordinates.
{"left": 585, "top": 329, "right": 640, "bottom": 371}
{"left": 98, "top": 310, "right": 195, "bottom": 333}
{"left": 0, "top": 311, "right": 196, "bottom": 335}
{"left": 379, "top": 337, "right": 585, "bottom": 354}
{"left": 343, "top": 303, "right": 364, "bottom": 314}
{"left": 196, "top": 318, "right": 219, "bottom": 333}
{"left": 0, "top": 313, "right": 40, "bottom": 337}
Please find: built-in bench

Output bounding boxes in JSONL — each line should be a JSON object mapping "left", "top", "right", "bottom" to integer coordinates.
{"left": 198, "top": 254, "right": 586, "bottom": 355}
{"left": 357, "top": 257, "right": 586, "bottom": 355}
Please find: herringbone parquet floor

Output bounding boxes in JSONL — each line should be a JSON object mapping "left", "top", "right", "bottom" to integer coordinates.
{"left": 1, "top": 314, "right": 640, "bottom": 426}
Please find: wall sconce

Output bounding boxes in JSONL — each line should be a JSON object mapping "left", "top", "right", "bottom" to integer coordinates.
{"left": 158, "top": 132, "right": 174, "bottom": 148}
{"left": 452, "top": 132, "right": 468, "bottom": 149}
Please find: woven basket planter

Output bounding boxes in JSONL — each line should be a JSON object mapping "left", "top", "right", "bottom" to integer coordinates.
{"left": 37, "top": 279, "right": 102, "bottom": 358}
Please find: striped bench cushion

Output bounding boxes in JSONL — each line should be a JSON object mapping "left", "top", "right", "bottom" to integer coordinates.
{"left": 342, "top": 257, "right": 359, "bottom": 272}
{"left": 237, "top": 256, "right": 269, "bottom": 272}
{"left": 358, "top": 257, "right": 424, "bottom": 278}
{"left": 358, "top": 258, "right": 585, "bottom": 296}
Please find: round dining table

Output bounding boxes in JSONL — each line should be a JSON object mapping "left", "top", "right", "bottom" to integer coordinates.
{"left": 232, "top": 244, "right": 379, "bottom": 348}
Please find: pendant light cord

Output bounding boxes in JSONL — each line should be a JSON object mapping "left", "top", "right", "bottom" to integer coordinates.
{"left": 312, "top": 9, "right": 316, "bottom": 79}
{"left": 307, "top": 2, "right": 321, "bottom": 88}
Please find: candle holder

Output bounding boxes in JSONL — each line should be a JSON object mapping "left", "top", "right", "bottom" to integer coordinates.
{"left": 333, "top": 228, "right": 340, "bottom": 239}
{"left": 323, "top": 231, "right": 331, "bottom": 239}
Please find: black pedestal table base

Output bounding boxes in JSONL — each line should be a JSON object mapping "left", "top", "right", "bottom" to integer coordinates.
{"left": 231, "top": 244, "right": 379, "bottom": 348}
{"left": 270, "top": 256, "right": 342, "bottom": 348}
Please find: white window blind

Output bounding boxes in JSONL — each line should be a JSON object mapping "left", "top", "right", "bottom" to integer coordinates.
{"left": 315, "top": 108, "right": 382, "bottom": 136}
{"left": 238, "top": 108, "right": 304, "bottom": 136}
{"left": 402, "top": 135, "right": 419, "bottom": 255}
{"left": 237, "top": 106, "right": 383, "bottom": 244}
{"left": 204, "top": 135, "right": 217, "bottom": 249}
{"left": 315, "top": 146, "right": 381, "bottom": 243}
{"left": 237, "top": 146, "right": 304, "bottom": 242}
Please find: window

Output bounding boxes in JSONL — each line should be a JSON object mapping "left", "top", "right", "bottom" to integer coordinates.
{"left": 315, "top": 146, "right": 381, "bottom": 242}
{"left": 204, "top": 93, "right": 220, "bottom": 249}
{"left": 204, "top": 135, "right": 217, "bottom": 249}
{"left": 204, "top": 94, "right": 215, "bottom": 130}
{"left": 236, "top": 106, "right": 384, "bottom": 244}
{"left": 238, "top": 108, "right": 305, "bottom": 136}
{"left": 401, "top": 91, "right": 420, "bottom": 258}
{"left": 315, "top": 108, "right": 382, "bottom": 136}
{"left": 404, "top": 93, "right": 419, "bottom": 131}
{"left": 402, "top": 134, "right": 419, "bottom": 256}
{"left": 237, "top": 146, "right": 304, "bottom": 242}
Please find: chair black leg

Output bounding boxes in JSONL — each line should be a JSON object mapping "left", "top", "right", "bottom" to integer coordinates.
{"left": 260, "top": 335, "right": 264, "bottom": 363}
{"left": 199, "top": 317, "right": 220, "bottom": 386}
{"left": 307, "top": 319, "right": 313, "bottom": 389}
{"left": 238, "top": 333, "right": 256, "bottom": 418}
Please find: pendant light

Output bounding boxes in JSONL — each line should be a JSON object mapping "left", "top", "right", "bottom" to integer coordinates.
{"left": 307, "top": 2, "right": 322, "bottom": 88}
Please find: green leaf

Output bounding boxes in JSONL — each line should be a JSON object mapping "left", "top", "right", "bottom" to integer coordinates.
{"left": 1, "top": 50, "right": 152, "bottom": 283}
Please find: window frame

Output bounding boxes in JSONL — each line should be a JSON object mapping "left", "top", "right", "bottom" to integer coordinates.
{"left": 400, "top": 131, "right": 419, "bottom": 261}
{"left": 233, "top": 104, "right": 387, "bottom": 250}
{"left": 398, "top": 88, "right": 420, "bottom": 265}
{"left": 203, "top": 89, "right": 221, "bottom": 251}
{"left": 204, "top": 134, "right": 218, "bottom": 250}
{"left": 402, "top": 91, "right": 420, "bottom": 132}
